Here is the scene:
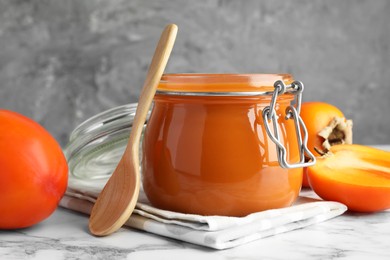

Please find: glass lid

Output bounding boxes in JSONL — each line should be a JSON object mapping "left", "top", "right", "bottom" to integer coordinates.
{"left": 64, "top": 103, "right": 146, "bottom": 180}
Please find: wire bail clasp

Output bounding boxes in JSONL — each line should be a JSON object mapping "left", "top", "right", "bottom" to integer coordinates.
{"left": 262, "top": 80, "right": 316, "bottom": 169}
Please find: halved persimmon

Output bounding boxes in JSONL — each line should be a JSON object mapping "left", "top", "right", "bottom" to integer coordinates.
{"left": 307, "top": 144, "right": 390, "bottom": 212}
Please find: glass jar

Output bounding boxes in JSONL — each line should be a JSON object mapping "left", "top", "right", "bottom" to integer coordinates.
{"left": 142, "top": 74, "right": 315, "bottom": 217}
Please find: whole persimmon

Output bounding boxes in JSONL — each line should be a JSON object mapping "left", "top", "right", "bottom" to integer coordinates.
{"left": 0, "top": 110, "right": 68, "bottom": 229}
{"left": 300, "top": 102, "right": 352, "bottom": 187}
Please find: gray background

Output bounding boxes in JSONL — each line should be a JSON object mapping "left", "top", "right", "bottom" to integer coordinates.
{"left": 0, "top": 0, "right": 389, "bottom": 146}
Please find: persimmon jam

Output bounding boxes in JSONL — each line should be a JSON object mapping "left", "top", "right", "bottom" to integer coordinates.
{"left": 142, "top": 74, "right": 303, "bottom": 216}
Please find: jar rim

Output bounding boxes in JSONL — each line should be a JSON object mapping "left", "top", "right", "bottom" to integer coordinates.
{"left": 161, "top": 73, "right": 292, "bottom": 81}
{"left": 158, "top": 73, "right": 295, "bottom": 96}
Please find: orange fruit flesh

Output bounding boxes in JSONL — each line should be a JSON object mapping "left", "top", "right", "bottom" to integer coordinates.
{"left": 307, "top": 144, "right": 390, "bottom": 212}
{"left": 316, "top": 145, "right": 390, "bottom": 187}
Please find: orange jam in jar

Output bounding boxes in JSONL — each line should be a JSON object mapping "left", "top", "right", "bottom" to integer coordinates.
{"left": 142, "top": 74, "right": 315, "bottom": 216}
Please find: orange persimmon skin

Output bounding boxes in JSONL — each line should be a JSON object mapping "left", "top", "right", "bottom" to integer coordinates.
{"left": 0, "top": 110, "right": 68, "bottom": 229}
{"left": 307, "top": 144, "right": 390, "bottom": 212}
{"left": 300, "top": 102, "right": 345, "bottom": 187}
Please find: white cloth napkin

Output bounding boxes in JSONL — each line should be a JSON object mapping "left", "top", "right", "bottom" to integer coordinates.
{"left": 60, "top": 178, "right": 347, "bottom": 250}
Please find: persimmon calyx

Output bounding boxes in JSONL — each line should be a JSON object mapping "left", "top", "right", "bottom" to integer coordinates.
{"left": 318, "top": 116, "right": 353, "bottom": 152}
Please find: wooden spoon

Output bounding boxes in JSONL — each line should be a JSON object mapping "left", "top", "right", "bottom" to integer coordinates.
{"left": 89, "top": 24, "right": 178, "bottom": 236}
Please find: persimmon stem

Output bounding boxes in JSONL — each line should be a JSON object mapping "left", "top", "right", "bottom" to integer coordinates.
{"left": 318, "top": 117, "right": 353, "bottom": 151}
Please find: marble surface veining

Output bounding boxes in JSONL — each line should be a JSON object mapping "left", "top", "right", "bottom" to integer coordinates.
{"left": 1, "top": 189, "right": 390, "bottom": 260}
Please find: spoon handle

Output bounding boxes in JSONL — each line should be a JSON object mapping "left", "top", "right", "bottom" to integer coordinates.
{"left": 128, "top": 24, "right": 178, "bottom": 156}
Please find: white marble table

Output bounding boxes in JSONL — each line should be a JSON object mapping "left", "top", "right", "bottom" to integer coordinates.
{"left": 1, "top": 188, "right": 390, "bottom": 260}
{"left": 2, "top": 145, "right": 390, "bottom": 259}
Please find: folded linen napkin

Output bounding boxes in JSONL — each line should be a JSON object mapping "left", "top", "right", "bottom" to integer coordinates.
{"left": 60, "top": 178, "right": 347, "bottom": 250}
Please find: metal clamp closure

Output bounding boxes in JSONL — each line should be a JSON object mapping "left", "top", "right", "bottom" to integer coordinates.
{"left": 262, "top": 80, "right": 316, "bottom": 169}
